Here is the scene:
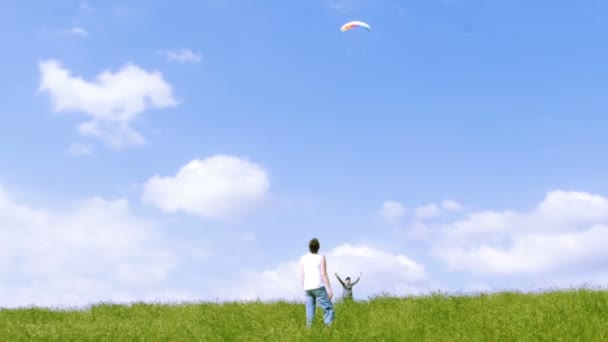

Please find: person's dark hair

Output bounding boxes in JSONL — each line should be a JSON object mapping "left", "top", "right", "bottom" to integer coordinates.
{"left": 309, "top": 238, "right": 320, "bottom": 253}
{"left": 345, "top": 277, "right": 351, "bottom": 281}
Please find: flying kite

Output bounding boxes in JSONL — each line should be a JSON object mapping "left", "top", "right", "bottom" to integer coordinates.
{"left": 341, "top": 21, "right": 371, "bottom": 32}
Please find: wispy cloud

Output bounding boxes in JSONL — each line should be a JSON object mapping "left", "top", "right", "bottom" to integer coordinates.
{"left": 157, "top": 49, "right": 203, "bottom": 64}
{"left": 65, "top": 142, "right": 93, "bottom": 156}
{"left": 379, "top": 199, "right": 462, "bottom": 223}
{"left": 63, "top": 27, "right": 88, "bottom": 37}
{"left": 40, "top": 26, "right": 89, "bottom": 38}
{"left": 378, "top": 200, "right": 406, "bottom": 224}
{"left": 324, "top": 0, "right": 363, "bottom": 13}
{"left": 79, "top": 1, "right": 94, "bottom": 11}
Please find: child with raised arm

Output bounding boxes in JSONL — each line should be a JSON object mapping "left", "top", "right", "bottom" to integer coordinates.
{"left": 335, "top": 272, "right": 362, "bottom": 300}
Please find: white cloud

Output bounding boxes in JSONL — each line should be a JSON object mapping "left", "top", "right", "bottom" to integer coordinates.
{"left": 396, "top": 191, "right": 608, "bottom": 280}
{"left": 142, "top": 155, "right": 270, "bottom": 221}
{"left": 65, "top": 142, "right": 93, "bottom": 156}
{"left": 41, "top": 27, "right": 89, "bottom": 38}
{"left": 0, "top": 186, "right": 181, "bottom": 308}
{"left": 413, "top": 200, "right": 462, "bottom": 220}
{"left": 436, "top": 225, "right": 608, "bottom": 276}
{"left": 157, "top": 49, "right": 203, "bottom": 63}
{"left": 415, "top": 203, "right": 440, "bottom": 219}
{"left": 208, "top": 243, "right": 431, "bottom": 302}
{"left": 38, "top": 59, "right": 177, "bottom": 148}
{"left": 63, "top": 27, "right": 88, "bottom": 37}
{"left": 378, "top": 200, "right": 406, "bottom": 224}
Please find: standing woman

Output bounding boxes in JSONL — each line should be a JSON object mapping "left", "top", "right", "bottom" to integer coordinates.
{"left": 300, "top": 238, "right": 335, "bottom": 327}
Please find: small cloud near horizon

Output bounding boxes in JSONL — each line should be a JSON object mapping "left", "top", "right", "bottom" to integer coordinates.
{"left": 157, "top": 49, "right": 203, "bottom": 64}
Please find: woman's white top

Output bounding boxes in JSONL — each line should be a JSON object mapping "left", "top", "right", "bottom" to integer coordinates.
{"left": 300, "top": 253, "right": 325, "bottom": 290}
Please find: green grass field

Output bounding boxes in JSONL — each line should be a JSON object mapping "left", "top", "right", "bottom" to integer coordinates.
{"left": 1, "top": 288, "right": 607, "bottom": 341}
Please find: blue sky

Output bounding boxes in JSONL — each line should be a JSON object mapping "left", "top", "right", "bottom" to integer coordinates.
{"left": 2, "top": 0, "right": 608, "bottom": 307}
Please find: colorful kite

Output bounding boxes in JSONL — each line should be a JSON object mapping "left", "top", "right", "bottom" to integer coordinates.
{"left": 341, "top": 21, "right": 371, "bottom": 32}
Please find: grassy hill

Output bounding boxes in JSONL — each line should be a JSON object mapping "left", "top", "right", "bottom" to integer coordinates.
{"left": 1, "top": 288, "right": 607, "bottom": 341}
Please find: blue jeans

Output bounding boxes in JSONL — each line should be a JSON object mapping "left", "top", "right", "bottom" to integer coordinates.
{"left": 304, "top": 286, "right": 335, "bottom": 327}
